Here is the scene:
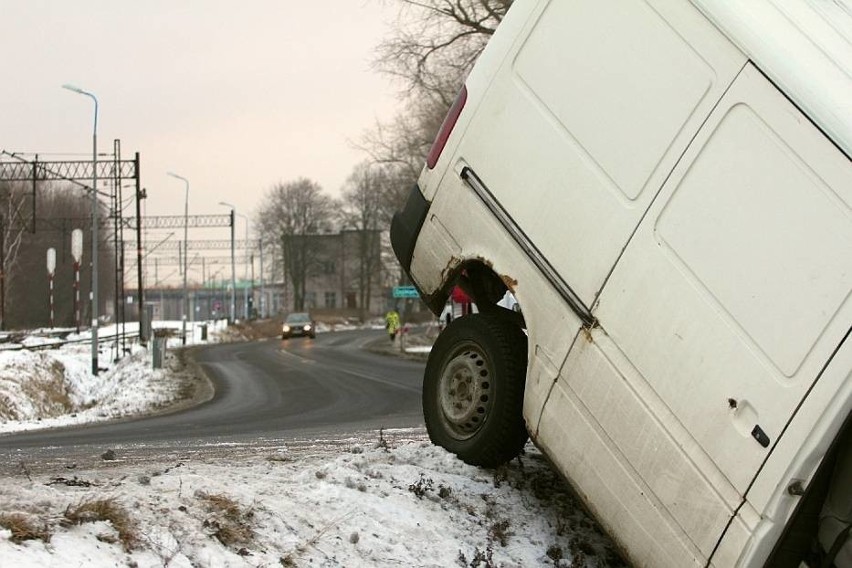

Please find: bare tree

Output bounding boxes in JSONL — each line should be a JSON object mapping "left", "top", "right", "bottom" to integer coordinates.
{"left": 340, "top": 162, "right": 387, "bottom": 318}
{"left": 354, "top": 95, "right": 452, "bottom": 242}
{"left": 0, "top": 182, "right": 115, "bottom": 329}
{"left": 0, "top": 181, "right": 30, "bottom": 329}
{"left": 360, "top": 1, "right": 513, "bottom": 219}
{"left": 255, "top": 178, "right": 336, "bottom": 311}
{"left": 376, "top": 0, "right": 512, "bottom": 105}
{"left": 0, "top": 183, "right": 30, "bottom": 277}
{"left": 358, "top": 95, "right": 447, "bottom": 188}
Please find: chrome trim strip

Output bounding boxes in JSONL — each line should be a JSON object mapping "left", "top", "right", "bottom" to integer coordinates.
{"left": 461, "top": 167, "right": 595, "bottom": 327}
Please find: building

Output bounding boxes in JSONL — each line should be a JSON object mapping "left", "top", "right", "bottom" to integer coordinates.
{"left": 280, "top": 229, "right": 386, "bottom": 319}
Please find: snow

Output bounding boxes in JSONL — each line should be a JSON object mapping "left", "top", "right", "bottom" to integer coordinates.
{"left": 0, "top": 323, "right": 622, "bottom": 567}
{"left": 0, "top": 320, "right": 228, "bottom": 434}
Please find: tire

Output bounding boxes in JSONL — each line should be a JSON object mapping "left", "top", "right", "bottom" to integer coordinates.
{"left": 423, "top": 312, "right": 528, "bottom": 467}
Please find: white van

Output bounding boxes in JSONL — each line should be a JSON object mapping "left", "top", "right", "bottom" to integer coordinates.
{"left": 390, "top": 1, "right": 852, "bottom": 566}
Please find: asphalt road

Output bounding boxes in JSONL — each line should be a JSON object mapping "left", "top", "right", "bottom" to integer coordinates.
{"left": 0, "top": 329, "right": 427, "bottom": 463}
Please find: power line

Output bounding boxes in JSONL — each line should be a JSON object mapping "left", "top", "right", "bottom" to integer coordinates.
{"left": 127, "top": 214, "right": 230, "bottom": 229}
{"left": 3, "top": 214, "right": 231, "bottom": 233}
{"left": 144, "top": 256, "right": 254, "bottom": 266}
{"left": 126, "top": 239, "right": 257, "bottom": 251}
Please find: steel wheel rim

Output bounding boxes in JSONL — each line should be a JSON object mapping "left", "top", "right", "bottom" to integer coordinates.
{"left": 437, "top": 341, "right": 493, "bottom": 440}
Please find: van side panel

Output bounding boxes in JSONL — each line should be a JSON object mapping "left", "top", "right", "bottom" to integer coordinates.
{"left": 536, "top": 360, "right": 706, "bottom": 567}
{"left": 539, "top": 63, "right": 851, "bottom": 565}
{"left": 456, "top": 0, "right": 745, "bottom": 306}
{"left": 595, "top": 63, "right": 852, "bottom": 494}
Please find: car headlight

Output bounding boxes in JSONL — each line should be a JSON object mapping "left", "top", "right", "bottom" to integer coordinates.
{"left": 303, "top": 324, "right": 312, "bottom": 331}
{"left": 283, "top": 325, "right": 291, "bottom": 332}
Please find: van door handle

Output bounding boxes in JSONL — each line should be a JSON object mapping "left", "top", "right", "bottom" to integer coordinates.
{"left": 751, "top": 425, "right": 770, "bottom": 448}
{"left": 729, "top": 399, "right": 770, "bottom": 448}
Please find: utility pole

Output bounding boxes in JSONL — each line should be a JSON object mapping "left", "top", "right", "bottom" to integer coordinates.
{"left": 229, "top": 209, "right": 236, "bottom": 322}
{"left": 259, "top": 239, "right": 265, "bottom": 318}
{"left": 250, "top": 252, "right": 255, "bottom": 316}
{"left": 135, "top": 156, "right": 145, "bottom": 344}
{"left": 0, "top": 216, "right": 5, "bottom": 331}
{"left": 219, "top": 202, "right": 237, "bottom": 323}
{"left": 112, "top": 139, "right": 122, "bottom": 360}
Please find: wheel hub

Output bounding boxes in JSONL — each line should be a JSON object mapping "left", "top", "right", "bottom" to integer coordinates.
{"left": 439, "top": 347, "right": 492, "bottom": 438}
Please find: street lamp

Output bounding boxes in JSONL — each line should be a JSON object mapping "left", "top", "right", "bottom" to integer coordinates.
{"left": 62, "top": 83, "right": 100, "bottom": 376}
{"left": 218, "top": 202, "right": 237, "bottom": 323}
{"left": 233, "top": 211, "right": 251, "bottom": 319}
{"left": 167, "top": 172, "right": 189, "bottom": 345}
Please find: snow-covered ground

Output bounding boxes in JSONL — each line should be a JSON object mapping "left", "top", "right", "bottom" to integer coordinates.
{"left": 0, "top": 323, "right": 624, "bottom": 567}
{"left": 0, "top": 320, "right": 228, "bottom": 434}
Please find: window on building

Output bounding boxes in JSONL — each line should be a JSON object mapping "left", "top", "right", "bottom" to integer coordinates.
{"left": 325, "top": 292, "right": 337, "bottom": 309}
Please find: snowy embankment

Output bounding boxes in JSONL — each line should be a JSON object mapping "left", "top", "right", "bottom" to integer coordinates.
{"left": 0, "top": 323, "right": 623, "bottom": 567}
{"left": 0, "top": 321, "right": 227, "bottom": 433}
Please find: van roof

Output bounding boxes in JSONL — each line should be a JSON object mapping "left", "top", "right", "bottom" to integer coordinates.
{"left": 690, "top": 0, "right": 852, "bottom": 158}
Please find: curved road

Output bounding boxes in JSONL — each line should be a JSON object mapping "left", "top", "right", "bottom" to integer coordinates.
{"left": 0, "top": 329, "right": 427, "bottom": 464}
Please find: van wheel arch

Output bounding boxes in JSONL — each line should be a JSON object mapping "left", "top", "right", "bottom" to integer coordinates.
{"left": 438, "top": 260, "right": 525, "bottom": 325}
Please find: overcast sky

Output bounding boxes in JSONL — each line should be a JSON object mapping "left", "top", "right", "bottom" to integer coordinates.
{"left": 1, "top": 1, "right": 402, "bottom": 255}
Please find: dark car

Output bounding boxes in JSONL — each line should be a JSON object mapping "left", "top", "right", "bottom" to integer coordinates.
{"left": 282, "top": 312, "right": 316, "bottom": 339}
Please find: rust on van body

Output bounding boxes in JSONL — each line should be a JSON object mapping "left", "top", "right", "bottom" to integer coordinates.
{"left": 500, "top": 274, "right": 518, "bottom": 292}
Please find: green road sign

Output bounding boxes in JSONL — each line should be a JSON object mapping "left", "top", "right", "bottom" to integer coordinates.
{"left": 392, "top": 285, "right": 419, "bottom": 298}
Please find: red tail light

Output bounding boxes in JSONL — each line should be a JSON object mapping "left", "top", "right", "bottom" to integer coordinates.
{"left": 426, "top": 85, "right": 468, "bottom": 169}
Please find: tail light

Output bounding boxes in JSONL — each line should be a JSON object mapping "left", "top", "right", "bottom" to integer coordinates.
{"left": 426, "top": 85, "right": 468, "bottom": 169}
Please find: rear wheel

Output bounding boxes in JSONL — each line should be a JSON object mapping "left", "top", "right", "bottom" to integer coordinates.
{"left": 423, "top": 312, "right": 528, "bottom": 467}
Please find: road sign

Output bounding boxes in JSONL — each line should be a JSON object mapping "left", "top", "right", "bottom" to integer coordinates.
{"left": 46, "top": 248, "right": 56, "bottom": 275}
{"left": 393, "top": 285, "right": 419, "bottom": 299}
{"left": 71, "top": 229, "right": 83, "bottom": 262}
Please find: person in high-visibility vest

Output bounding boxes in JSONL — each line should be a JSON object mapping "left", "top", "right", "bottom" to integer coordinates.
{"left": 385, "top": 310, "right": 401, "bottom": 342}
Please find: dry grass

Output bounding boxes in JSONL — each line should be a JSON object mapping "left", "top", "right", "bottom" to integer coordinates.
{"left": 0, "top": 512, "right": 51, "bottom": 544}
{"left": 197, "top": 491, "right": 254, "bottom": 548}
{"left": 234, "top": 318, "right": 281, "bottom": 340}
{"left": 62, "top": 498, "right": 139, "bottom": 551}
{"left": 26, "top": 361, "right": 72, "bottom": 410}
{"left": 280, "top": 511, "right": 355, "bottom": 566}
{"left": 0, "top": 393, "right": 15, "bottom": 420}
{"left": 1, "top": 360, "right": 73, "bottom": 420}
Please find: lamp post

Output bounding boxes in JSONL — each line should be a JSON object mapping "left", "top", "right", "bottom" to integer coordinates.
{"left": 62, "top": 83, "right": 100, "bottom": 375}
{"left": 167, "top": 172, "right": 189, "bottom": 345}
{"left": 234, "top": 211, "right": 250, "bottom": 319}
{"left": 259, "top": 238, "right": 265, "bottom": 318}
{"left": 218, "top": 202, "right": 237, "bottom": 323}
